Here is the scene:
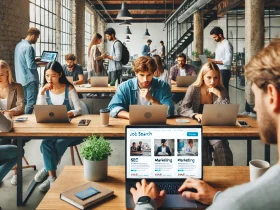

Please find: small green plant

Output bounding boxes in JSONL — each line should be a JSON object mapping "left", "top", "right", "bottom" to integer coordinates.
{"left": 203, "top": 48, "right": 212, "bottom": 58}
{"left": 80, "top": 135, "right": 113, "bottom": 161}
{"left": 191, "top": 51, "right": 199, "bottom": 58}
{"left": 109, "top": 81, "right": 115, "bottom": 86}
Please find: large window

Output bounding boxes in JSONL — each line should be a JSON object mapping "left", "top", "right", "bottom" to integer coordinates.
{"left": 60, "top": 0, "right": 72, "bottom": 64}
{"left": 29, "top": 0, "right": 56, "bottom": 57}
{"left": 85, "top": 9, "right": 92, "bottom": 66}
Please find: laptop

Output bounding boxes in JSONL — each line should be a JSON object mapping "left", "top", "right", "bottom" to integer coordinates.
{"left": 90, "top": 76, "right": 108, "bottom": 87}
{"left": 125, "top": 125, "right": 203, "bottom": 209}
{"left": 41, "top": 51, "right": 58, "bottom": 63}
{"left": 129, "top": 105, "right": 168, "bottom": 125}
{"left": 201, "top": 104, "right": 239, "bottom": 126}
{"left": 66, "top": 76, "right": 74, "bottom": 85}
{"left": 34, "top": 105, "right": 70, "bottom": 123}
{"left": 199, "top": 55, "right": 208, "bottom": 64}
{"left": 176, "top": 76, "right": 197, "bottom": 87}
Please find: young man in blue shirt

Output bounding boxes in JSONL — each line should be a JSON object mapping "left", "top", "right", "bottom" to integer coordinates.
{"left": 108, "top": 56, "right": 174, "bottom": 119}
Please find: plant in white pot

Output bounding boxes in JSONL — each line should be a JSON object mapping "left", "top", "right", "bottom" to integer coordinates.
{"left": 80, "top": 135, "right": 112, "bottom": 181}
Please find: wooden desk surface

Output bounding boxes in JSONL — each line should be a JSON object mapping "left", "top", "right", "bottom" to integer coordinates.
{"left": 74, "top": 85, "right": 187, "bottom": 93}
{"left": 36, "top": 166, "right": 249, "bottom": 210}
{"left": 0, "top": 115, "right": 258, "bottom": 138}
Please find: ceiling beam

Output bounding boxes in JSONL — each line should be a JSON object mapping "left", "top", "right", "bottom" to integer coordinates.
{"left": 94, "top": 4, "right": 181, "bottom": 10}
{"left": 103, "top": 14, "right": 168, "bottom": 19}
{"left": 99, "top": 10, "right": 174, "bottom": 15}
{"left": 92, "top": 0, "right": 183, "bottom": 4}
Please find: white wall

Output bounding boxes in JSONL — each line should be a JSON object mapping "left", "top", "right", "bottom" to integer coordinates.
{"left": 106, "top": 23, "right": 167, "bottom": 57}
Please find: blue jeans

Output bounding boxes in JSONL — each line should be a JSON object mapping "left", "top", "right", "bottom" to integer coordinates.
{"left": 23, "top": 81, "right": 39, "bottom": 114}
{"left": 40, "top": 139, "right": 82, "bottom": 171}
{"left": 0, "top": 145, "right": 17, "bottom": 182}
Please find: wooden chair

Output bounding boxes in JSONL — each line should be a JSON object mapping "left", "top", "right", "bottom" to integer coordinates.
{"left": 70, "top": 145, "right": 83, "bottom": 166}
{"left": 12, "top": 156, "right": 36, "bottom": 171}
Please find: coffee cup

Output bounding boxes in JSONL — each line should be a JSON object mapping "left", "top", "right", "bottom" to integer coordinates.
{"left": 249, "top": 159, "right": 270, "bottom": 182}
{"left": 100, "top": 108, "right": 110, "bottom": 126}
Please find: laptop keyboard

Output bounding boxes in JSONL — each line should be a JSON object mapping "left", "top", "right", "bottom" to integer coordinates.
{"left": 127, "top": 183, "right": 183, "bottom": 194}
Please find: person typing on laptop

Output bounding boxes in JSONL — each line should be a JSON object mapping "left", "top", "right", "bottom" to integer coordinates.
{"left": 178, "top": 62, "right": 233, "bottom": 166}
{"left": 34, "top": 61, "right": 82, "bottom": 192}
{"left": 62, "top": 53, "right": 84, "bottom": 85}
{"left": 108, "top": 56, "right": 174, "bottom": 119}
{"left": 132, "top": 38, "right": 280, "bottom": 210}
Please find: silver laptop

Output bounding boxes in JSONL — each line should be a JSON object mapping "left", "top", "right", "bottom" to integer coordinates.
{"left": 201, "top": 104, "right": 239, "bottom": 126}
{"left": 34, "top": 105, "right": 70, "bottom": 123}
{"left": 125, "top": 125, "right": 203, "bottom": 209}
{"left": 90, "top": 76, "right": 108, "bottom": 87}
{"left": 129, "top": 105, "right": 168, "bottom": 125}
{"left": 41, "top": 51, "right": 58, "bottom": 63}
{"left": 199, "top": 55, "right": 208, "bottom": 64}
{"left": 66, "top": 76, "right": 73, "bottom": 85}
{"left": 176, "top": 76, "right": 197, "bottom": 87}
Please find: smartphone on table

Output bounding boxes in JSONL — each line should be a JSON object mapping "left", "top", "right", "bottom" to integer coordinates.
{"left": 78, "top": 119, "right": 91, "bottom": 126}
{"left": 237, "top": 120, "right": 249, "bottom": 127}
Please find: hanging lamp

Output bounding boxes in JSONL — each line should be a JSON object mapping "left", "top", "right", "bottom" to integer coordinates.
{"left": 116, "top": 1, "right": 132, "bottom": 20}
{"left": 119, "top": 20, "right": 132, "bottom": 26}
{"left": 125, "top": 26, "right": 132, "bottom": 35}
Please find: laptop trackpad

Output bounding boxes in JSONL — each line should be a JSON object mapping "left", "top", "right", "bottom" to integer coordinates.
{"left": 163, "top": 195, "right": 197, "bottom": 208}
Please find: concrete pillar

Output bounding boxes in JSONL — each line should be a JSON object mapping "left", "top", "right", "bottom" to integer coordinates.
{"left": 245, "top": 0, "right": 264, "bottom": 106}
{"left": 193, "top": 10, "right": 204, "bottom": 55}
{"left": 0, "top": 0, "right": 29, "bottom": 78}
{"left": 72, "top": 0, "right": 85, "bottom": 66}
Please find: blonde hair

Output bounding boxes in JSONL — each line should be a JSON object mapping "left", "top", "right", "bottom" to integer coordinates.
{"left": 245, "top": 38, "right": 280, "bottom": 92}
{"left": 192, "top": 62, "right": 224, "bottom": 88}
{"left": 88, "top": 33, "right": 102, "bottom": 56}
{"left": 0, "top": 60, "right": 14, "bottom": 84}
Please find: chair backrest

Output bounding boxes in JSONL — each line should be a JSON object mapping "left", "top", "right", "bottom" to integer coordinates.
{"left": 79, "top": 100, "right": 90, "bottom": 115}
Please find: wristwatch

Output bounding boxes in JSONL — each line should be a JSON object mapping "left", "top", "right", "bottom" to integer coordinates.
{"left": 136, "top": 196, "right": 152, "bottom": 205}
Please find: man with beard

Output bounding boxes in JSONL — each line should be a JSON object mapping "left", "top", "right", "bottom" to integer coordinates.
{"left": 208, "top": 27, "right": 233, "bottom": 93}
{"left": 169, "top": 53, "right": 196, "bottom": 103}
{"left": 104, "top": 27, "right": 123, "bottom": 85}
{"left": 108, "top": 56, "right": 174, "bottom": 119}
{"left": 131, "top": 39, "right": 280, "bottom": 210}
{"left": 62, "top": 53, "right": 84, "bottom": 85}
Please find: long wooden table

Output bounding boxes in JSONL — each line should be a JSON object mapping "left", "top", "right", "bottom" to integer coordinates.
{"left": 36, "top": 166, "right": 250, "bottom": 210}
{"left": 74, "top": 85, "right": 188, "bottom": 93}
{"left": 0, "top": 114, "right": 262, "bottom": 206}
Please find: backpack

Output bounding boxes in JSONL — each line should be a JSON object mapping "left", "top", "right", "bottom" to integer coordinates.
{"left": 113, "top": 40, "right": 130, "bottom": 65}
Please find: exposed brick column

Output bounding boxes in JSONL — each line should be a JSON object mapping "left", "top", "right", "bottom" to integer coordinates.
{"left": 0, "top": 0, "right": 29, "bottom": 79}
{"left": 72, "top": 0, "right": 85, "bottom": 66}
{"left": 193, "top": 10, "right": 204, "bottom": 55}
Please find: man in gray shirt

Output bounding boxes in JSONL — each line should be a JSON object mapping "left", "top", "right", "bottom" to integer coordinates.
{"left": 104, "top": 27, "right": 122, "bottom": 85}
{"left": 131, "top": 39, "right": 280, "bottom": 210}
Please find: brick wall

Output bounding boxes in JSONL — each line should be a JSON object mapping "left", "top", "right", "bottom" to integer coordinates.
{"left": 0, "top": 0, "right": 29, "bottom": 78}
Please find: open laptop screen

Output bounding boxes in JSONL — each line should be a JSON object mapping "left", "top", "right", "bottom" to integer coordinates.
{"left": 41, "top": 51, "right": 58, "bottom": 62}
{"left": 126, "top": 126, "right": 203, "bottom": 179}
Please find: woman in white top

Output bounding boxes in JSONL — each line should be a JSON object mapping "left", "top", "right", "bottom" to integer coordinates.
{"left": 152, "top": 55, "right": 169, "bottom": 85}
{"left": 87, "top": 33, "right": 106, "bottom": 77}
{"left": 34, "top": 61, "right": 82, "bottom": 192}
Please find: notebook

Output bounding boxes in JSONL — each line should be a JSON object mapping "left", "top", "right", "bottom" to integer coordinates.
{"left": 60, "top": 182, "right": 114, "bottom": 210}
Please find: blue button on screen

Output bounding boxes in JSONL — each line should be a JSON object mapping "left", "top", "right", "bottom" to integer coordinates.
{"left": 187, "top": 132, "right": 198, "bottom": 136}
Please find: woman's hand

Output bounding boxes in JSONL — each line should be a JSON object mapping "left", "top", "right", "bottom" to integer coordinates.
{"left": 41, "top": 83, "right": 53, "bottom": 94}
{"left": 154, "top": 69, "right": 161, "bottom": 77}
{"left": 194, "top": 114, "right": 202, "bottom": 122}
{"left": 207, "top": 87, "right": 221, "bottom": 98}
{"left": 67, "top": 111, "right": 74, "bottom": 118}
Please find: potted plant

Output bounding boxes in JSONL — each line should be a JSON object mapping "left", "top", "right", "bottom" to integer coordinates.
{"left": 191, "top": 51, "right": 200, "bottom": 61}
{"left": 203, "top": 48, "right": 212, "bottom": 58}
{"left": 80, "top": 135, "right": 113, "bottom": 181}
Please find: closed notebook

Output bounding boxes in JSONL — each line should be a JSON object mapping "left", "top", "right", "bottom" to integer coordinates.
{"left": 60, "top": 182, "right": 114, "bottom": 209}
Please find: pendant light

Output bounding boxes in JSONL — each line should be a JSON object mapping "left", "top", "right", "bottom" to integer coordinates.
{"left": 116, "top": 1, "right": 132, "bottom": 20}
{"left": 143, "top": 11, "right": 151, "bottom": 37}
{"left": 125, "top": 26, "right": 132, "bottom": 35}
{"left": 119, "top": 20, "right": 131, "bottom": 26}
{"left": 125, "top": 36, "right": 130, "bottom": 41}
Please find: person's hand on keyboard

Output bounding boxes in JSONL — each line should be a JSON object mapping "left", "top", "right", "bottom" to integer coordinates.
{"left": 130, "top": 179, "right": 166, "bottom": 208}
{"left": 178, "top": 177, "right": 218, "bottom": 205}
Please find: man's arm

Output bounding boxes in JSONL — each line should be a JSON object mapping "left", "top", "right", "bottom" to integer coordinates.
{"left": 108, "top": 84, "right": 129, "bottom": 118}
{"left": 24, "top": 46, "right": 37, "bottom": 70}
{"left": 117, "top": 110, "right": 129, "bottom": 119}
{"left": 73, "top": 66, "right": 85, "bottom": 85}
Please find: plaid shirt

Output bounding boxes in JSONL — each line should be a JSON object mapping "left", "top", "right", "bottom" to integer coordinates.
{"left": 169, "top": 64, "right": 196, "bottom": 81}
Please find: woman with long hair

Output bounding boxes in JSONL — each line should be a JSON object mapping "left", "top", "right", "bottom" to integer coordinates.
{"left": 178, "top": 62, "right": 233, "bottom": 166}
{"left": 0, "top": 60, "right": 24, "bottom": 185}
{"left": 152, "top": 55, "right": 169, "bottom": 84}
{"left": 87, "top": 33, "right": 106, "bottom": 77}
{"left": 34, "top": 61, "right": 82, "bottom": 192}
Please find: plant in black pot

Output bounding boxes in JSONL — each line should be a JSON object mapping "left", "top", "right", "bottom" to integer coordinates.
{"left": 80, "top": 135, "right": 112, "bottom": 181}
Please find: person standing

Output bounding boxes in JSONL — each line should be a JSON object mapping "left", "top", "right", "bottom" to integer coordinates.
{"left": 14, "top": 27, "right": 45, "bottom": 114}
{"left": 62, "top": 53, "right": 84, "bottom": 85}
{"left": 104, "top": 28, "right": 123, "bottom": 85}
{"left": 159, "top": 41, "right": 165, "bottom": 59}
{"left": 87, "top": 33, "right": 106, "bottom": 77}
{"left": 209, "top": 27, "right": 233, "bottom": 93}
{"left": 142, "top": 39, "right": 156, "bottom": 56}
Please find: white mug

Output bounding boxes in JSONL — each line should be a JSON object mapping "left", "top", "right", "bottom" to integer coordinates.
{"left": 249, "top": 159, "right": 270, "bottom": 182}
